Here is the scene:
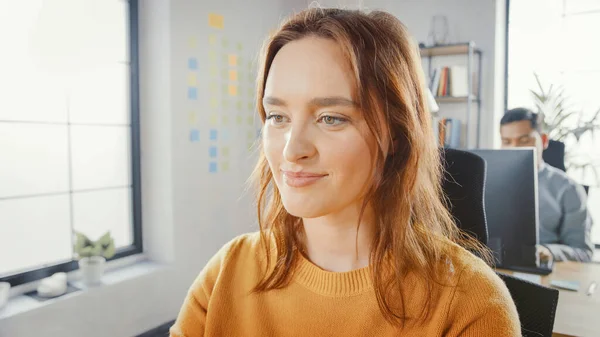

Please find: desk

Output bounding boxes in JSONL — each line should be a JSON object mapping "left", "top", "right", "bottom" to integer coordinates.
{"left": 498, "top": 262, "right": 600, "bottom": 337}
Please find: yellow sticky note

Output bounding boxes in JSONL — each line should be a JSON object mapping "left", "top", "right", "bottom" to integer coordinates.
{"left": 209, "top": 82, "right": 218, "bottom": 94}
{"left": 188, "top": 37, "right": 197, "bottom": 49}
{"left": 208, "top": 13, "right": 224, "bottom": 29}
{"left": 187, "top": 73, "right": 197, "bottom": 86}
{"left": 209, "top": 114, "right": 218, "bottom": 126}
{"left": 237, "top": 42, "right": 243, "bottom": 51}
{"left": 222, "top": 161, "right": 230, "bottom": 172}
{"left": 222, "top": 147, "right": 230, "bottom": 157}
{"left": 222, "top": 38, "right": 229, "bottom": 48}
{"left": 222, "top": 99, "right": 229, "bottom": 108}
{"left": 188, "top": 111, "right": 196, "bottom": 124}
{"left": 229, "top": 70, "right": 238, "bottom": 81}
{"left": 247, "top": 115, "right": 254, "bottom": 126}
{"left": 210, "top": 97, "right": 219, "bottom": 109}
{"left": 247, "top": 130, "right": 254, "bottom": 140}
{"left": 228, "top": 54, "right": 237, "bottom": 67}
{"left": 247, "top": 102, "right": 254, "bottom": 111}
{"left": 208, "top": 50, "right": 217, "bottom": 62}
{"left": 208, "top": 34, "right": 217, "bottom": 46}
{"left": 209, "top": 65, "right": 218, "bottom": 78}
{"left": 236, "top": 115, "right": 243, "bottom": 125}
{"left": 236, "top": 101, "right": 242, "bottom": 110}
{"left": 222, "top": 116, "right": 229, "bottom": 125}
{"left": 228, "top": 85, "right": 238, "bottom": 96}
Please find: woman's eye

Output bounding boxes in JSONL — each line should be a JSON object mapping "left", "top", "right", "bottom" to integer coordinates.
{"left": 319, "top": 115, "right": 346, "bottom": 126}
{"left": 266, "top": 114, "right": 287, "bottom": 125}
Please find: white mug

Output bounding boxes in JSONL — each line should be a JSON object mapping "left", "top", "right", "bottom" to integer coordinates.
{"left": 0, "top": 282, "right": 10, "bottom": 309}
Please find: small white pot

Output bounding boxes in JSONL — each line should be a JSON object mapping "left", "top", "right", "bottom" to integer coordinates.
{"left": 0, "top": 282, "right": 10, "bottom": 309}
{"left": 78, "top": 256, "right": 106, "bottom": 286}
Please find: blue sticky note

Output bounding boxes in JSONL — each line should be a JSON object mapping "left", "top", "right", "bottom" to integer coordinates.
{"left": 209, "top": 146, "right": 218, "bottom": 158}
{"left": 209, "top": 162, "right": 217, "bottom": 173}
{"left": 188, "top": 87, "right": 197, "bottom": 100}
{"left": 188, "top": 58, "right": 198, "bottom": 70}
{"left": 222, "top": 128, "right": 230, "bottom": 141}
{"left": 189, "top": 129, "right": 199, "bottom": 142}
{"left": 209, "top": 129, "right": 218, "bottom": 141}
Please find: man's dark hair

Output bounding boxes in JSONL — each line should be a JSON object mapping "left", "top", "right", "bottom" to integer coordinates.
{"left": 500, "top": 107, "right": 543, "bottom": 132}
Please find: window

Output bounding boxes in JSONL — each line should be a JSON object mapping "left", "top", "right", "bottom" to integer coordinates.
{"left": 0, "top": 0, "right": 141, "bottom": 286}
{"left": 506, "top": 0, "right": 600, "bottom": 246}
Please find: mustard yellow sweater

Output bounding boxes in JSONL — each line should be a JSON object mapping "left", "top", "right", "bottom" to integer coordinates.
{"left": 170, "top": 232, "right": 520, "bottom": 336}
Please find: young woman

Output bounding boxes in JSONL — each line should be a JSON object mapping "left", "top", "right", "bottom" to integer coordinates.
{"left": 170, "top": 8, "right": 520, "bottom": 337}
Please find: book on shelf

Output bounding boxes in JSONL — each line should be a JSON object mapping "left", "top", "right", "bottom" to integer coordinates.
{"left": 433, "top": 117, "right": 462, "bottom": 148}
{"left": 428, "top": 66, "right": 472, "bottom": 98}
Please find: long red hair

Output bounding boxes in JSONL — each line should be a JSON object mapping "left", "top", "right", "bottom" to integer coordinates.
{"left": 250, "top": 8, "right": 489, "bottom": 328}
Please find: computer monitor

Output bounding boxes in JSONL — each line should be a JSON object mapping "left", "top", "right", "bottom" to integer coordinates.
{"left": 469, "top": 148, "right": 543, "bottom": 272}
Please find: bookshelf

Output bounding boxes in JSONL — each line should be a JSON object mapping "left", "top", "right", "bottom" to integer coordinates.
{"left": 420, "top": 42, "right": 482, "bottom": 148}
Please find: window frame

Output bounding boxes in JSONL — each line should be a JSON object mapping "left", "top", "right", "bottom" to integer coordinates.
{"left": 504, "top": 0, "right": 600, "bottom": 249}
{"left": 0, "top": 0, "right": 143, "bottom": 287}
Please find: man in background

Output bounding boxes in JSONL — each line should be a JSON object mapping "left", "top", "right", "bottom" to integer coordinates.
{"left": 500, "top": 107, "right": 594, "bottom": 262}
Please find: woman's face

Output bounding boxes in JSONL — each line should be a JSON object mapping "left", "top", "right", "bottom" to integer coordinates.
{"left": 262, "top": 36, "right": 377, "bottom": 219}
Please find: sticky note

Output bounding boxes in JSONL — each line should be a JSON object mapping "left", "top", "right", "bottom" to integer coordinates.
{"left": 209, "top": 65, "right": 218, "bottom": 78}
{"left": 236, "top": 101, "right": 242, "bottom": 110}
{"left": 221, "top": 68, "right": 229, "bottom": 80}
{"left": 222, "top": 115, "right": 229, "bottom": 125}
{"left": 222, "top": 38, "right": 229, "bottom": 48}
{"left": 188, "top": 37, "right": 197, "bottom": 49}
{"left": 209, "top": 82, "right": 218, "bottom": 94}
{"left": 210, "top": 97, "right": 218, "bottom": 108}
{"left": 247, "top": 102, "right": 254, "bottom": 111}
{"left": 208, "top": 50, "right": 217, "bottom": 62}
{"left": 209, "top": 114, "right": 218, "bottom": 126}
{"left": 229, "top": 70, "right": 238, "bottom": 81}
{"left": 208, "top": 34, "right": 217, "bottom": 46}
{"left": 222, "top": 84, "right": 228, "bottom": 94}
{"left": 188, "top": 73, "right": 197, "bottom": 86}
{"left": 222, "top": 129, "right": 230, "bottom": 141}
{"left": 236, "top": 42, "right": 243, "bottom": 51}
{"left": 247, "top": 130, "right": 254, "bottom": 140}
{"left": 209, "top": 146, "right": 218, "bottom": 158}
{"left": 222, "top": 147, "right": 230, "bottom": 157}
{"left": 222, "top": 161, "right": 230, "bottom": 172}
{"left": 228, "top": 85, "right": 238, "bottom": 96}
{"left": 188, "top": 111, "right": 197, "bottom": 124}
{"left": 228, "top": 54, "right": 237, "bottom": 67}
{"left": 188, "top": 58, "right": 198, "bottom": 70}
{"left": 209, "top": 129, "right": 218, "bottom": 141}
{"left": 208, "top": 13, "right": 224, "bottom": 29}
{"left": 236, "top": 115, "right": 243, "bottom": 125}
{"left": 209, "top": 162, "right": 217, "bottom": 173}
{"left": 222, "top": 99, "right": 229, "bottom": 108}
{"left": 247, "top": 115, "right": 254, "bottom": 125}
{"left": 187, "top": 87, "right": 198, "bottom": 100}
{"left": 189, "top": 129, "right": 199, "bottom": 142}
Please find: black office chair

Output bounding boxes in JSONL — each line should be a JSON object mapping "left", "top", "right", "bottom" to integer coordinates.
{"left": 441, "top": 148, "right": 560, "bottom": 337}
{"left": 441, "top": 148, "right": 488, "bottom": 245}
{"left": 496, "top": 273, "right": 559, "bottom": 337}
{"left": 543, "top": 139, "right": 590, "bottom": 195}
{"left": 542, "top": 139, "right": 567, "bottom": 172}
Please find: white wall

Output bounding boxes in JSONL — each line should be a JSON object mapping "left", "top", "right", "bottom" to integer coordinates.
{"left": 301, "top": 0, "right": 507, "bottom": 148}
{"left": 0, "top": 0, "right": 295, "bottom": 336}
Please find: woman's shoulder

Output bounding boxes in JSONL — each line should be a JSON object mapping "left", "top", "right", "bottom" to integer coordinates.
{"left": 210, "top": 231, "right": 266, "bottom": 268}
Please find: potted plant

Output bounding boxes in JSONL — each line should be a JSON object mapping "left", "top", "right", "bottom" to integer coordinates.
{"left": 73, "top": 231, "right": 115, "bottom": 286}
{"left": 530, "top": 73, "right": 600, "bottom": 187}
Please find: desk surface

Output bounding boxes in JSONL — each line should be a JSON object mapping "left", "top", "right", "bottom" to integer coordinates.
{"left": 498, "top": 262, "right": 600, "bottom": 337}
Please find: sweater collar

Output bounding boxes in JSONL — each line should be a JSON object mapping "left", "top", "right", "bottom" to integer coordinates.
{"left": 293, "top": 253, "right": 373, "bottom": 297}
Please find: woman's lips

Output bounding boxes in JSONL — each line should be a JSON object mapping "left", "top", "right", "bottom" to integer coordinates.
{"left": 282, "top": 171, "right": 328, "bottom": 187}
